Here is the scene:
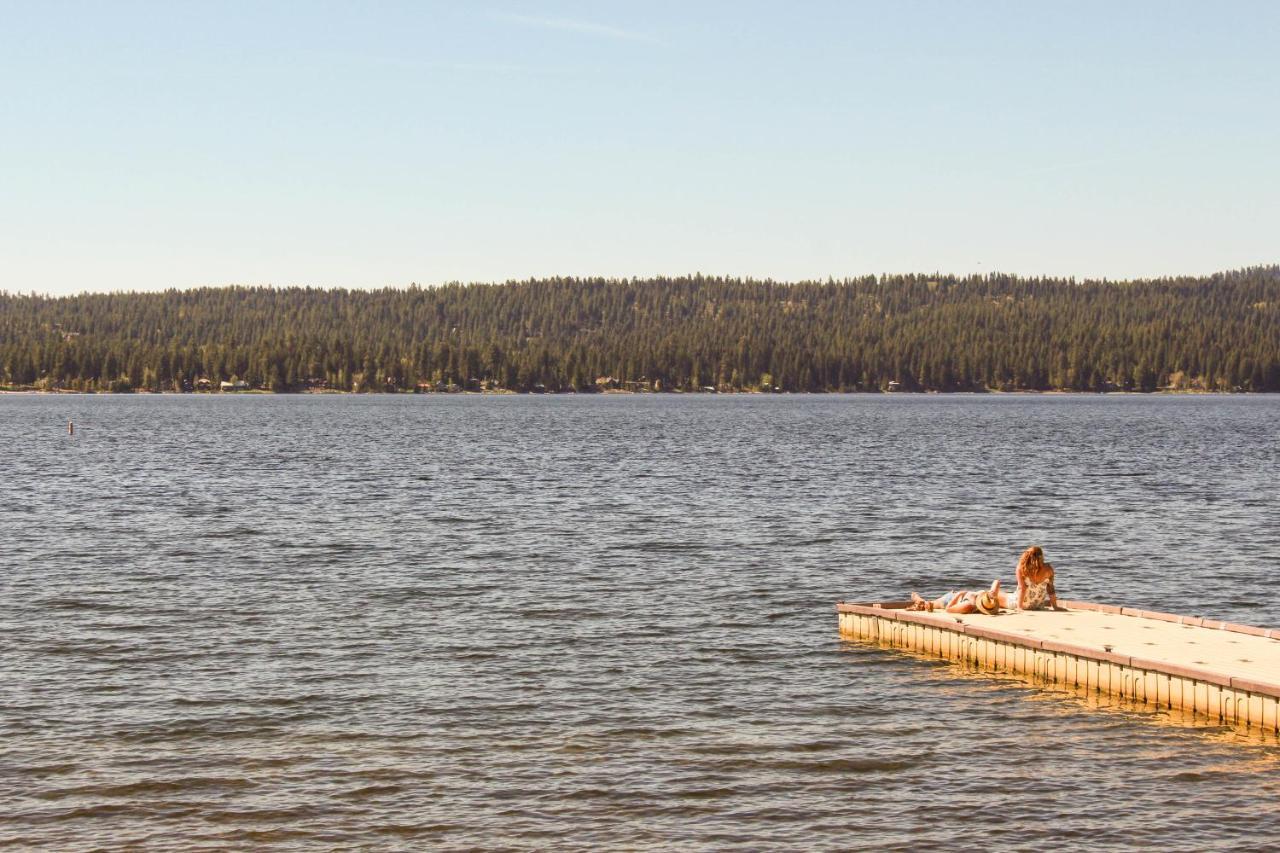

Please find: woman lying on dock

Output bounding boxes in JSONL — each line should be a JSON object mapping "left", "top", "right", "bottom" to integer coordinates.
{"left": 907, "top": 547, "right": 1062, "bottom": 614}
{"left": 1015, "top": 545, "right": 1058, "bottom": 611}
{"left": 909, "top": 581, "right": 1004, "bottom": 614}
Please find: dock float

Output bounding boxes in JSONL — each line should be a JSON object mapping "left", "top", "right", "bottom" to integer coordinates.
{"left": 836, "top": 600, "right": 1280, "bottom": 733}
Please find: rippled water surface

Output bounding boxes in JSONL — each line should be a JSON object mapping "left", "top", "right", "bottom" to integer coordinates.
{"left": 2, "top": 394, "right": 1279, "bottom": 850}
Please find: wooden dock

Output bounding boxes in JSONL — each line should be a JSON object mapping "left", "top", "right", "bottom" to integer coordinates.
{"left": 837, "top": 600, "right": 1280, "bottom": 733}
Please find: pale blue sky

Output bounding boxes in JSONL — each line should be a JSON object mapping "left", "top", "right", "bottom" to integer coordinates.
{"left": 2, "top": 1, "right": 1277, "bottom": 294}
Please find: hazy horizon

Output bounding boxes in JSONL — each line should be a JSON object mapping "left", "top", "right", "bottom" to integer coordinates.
{"left": 4, "top": 2, "right": 1278, "bottom": 296}
{"left": 7, "top": 264, "right": 1280, "bottom": 301}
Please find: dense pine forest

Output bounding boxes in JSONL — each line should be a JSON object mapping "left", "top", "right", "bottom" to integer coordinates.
{"left": 2, "top": 267, "right": 1278, "bottom": 393}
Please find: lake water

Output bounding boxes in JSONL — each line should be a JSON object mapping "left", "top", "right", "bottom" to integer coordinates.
{"left": 2, "top": 393, "right": 1278, "bottom": 850}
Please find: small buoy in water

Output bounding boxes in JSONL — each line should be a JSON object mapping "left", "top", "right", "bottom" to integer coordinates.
{"left": 67, "top": 420, "right": 74, "bottom": 435}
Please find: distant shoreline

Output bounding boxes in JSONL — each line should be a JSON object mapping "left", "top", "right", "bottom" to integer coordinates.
{"left": 5, "top": 271, "right": 1278, "bottom": 394}
{"left": 1, "top": 387, "right": 1269, "bottom": 397}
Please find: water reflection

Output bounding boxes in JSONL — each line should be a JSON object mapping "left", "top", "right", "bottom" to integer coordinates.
{"left": 2, "top": 393, "right": 1278, "bottom": 848}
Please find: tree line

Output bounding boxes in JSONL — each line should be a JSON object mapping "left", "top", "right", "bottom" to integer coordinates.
{"left": 2, "top": 267, "right": 1278, "bottom": 393}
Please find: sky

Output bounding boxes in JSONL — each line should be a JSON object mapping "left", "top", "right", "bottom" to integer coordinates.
{"left": 2, "top": 1, "right": 1278, "bottom": 295}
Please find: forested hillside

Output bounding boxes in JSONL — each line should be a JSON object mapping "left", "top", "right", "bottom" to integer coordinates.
{"left": 3, "top": 268, "right": 1279, "bottom": 393}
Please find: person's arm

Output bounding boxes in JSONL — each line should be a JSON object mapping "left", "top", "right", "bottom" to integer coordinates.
{"left": 1046, "top": 565, "right": 1059, "bottom": 609}
{"left": 1016, "top": 566, "right": 1027, "bottom": 610}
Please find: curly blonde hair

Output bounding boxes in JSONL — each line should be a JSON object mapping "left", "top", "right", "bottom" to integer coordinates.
{"left": 1017, "top": 545, "right": 1047, "bottom": 578}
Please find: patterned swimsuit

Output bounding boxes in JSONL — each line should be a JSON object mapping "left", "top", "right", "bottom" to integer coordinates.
{"left": 1021, "top": 578, "right": 1052, "bottom": 610}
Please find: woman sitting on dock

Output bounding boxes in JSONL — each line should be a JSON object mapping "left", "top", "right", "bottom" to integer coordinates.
{"left": 908, "top": 580, "right": 1003, "bottom": 614}
{"left": 1015, "top": 545, "right": 1058, "bottom": 611}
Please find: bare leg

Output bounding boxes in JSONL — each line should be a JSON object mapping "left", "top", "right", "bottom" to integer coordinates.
{"left": 909, "top": 591, "right": 954, "bottom": 612}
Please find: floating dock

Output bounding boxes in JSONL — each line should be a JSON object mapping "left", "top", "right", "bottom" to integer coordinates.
{"left": 837, "top": 600, "right": 1280, "bottom": 733}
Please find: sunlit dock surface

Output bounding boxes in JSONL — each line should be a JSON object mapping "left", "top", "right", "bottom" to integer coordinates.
{"left": 837, "top": 600, "right": 1280, "bottom": 733}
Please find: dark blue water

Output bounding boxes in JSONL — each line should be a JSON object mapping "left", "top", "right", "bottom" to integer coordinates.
{"left": 2, "top": 394, "right": 1278, "bottom": 850}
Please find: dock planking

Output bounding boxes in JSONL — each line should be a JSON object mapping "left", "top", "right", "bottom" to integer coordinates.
{"left": 836, "top": 599, "right": 1280, "bottom": 733}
